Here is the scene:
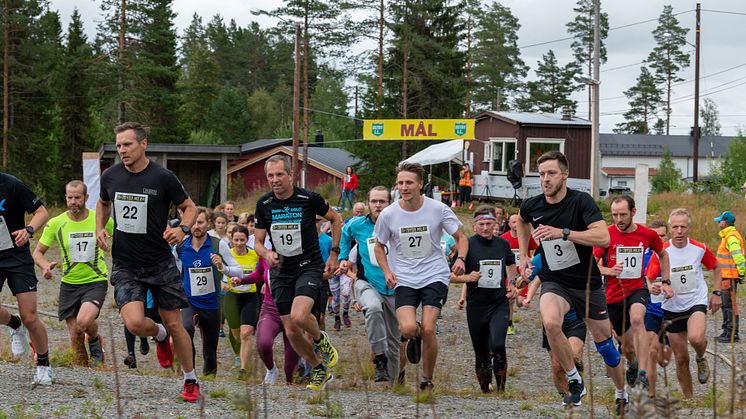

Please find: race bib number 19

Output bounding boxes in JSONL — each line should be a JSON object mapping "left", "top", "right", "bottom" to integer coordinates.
{"left": 69, "top": 232, "right": 96, "bottom": 262}
{"left": 271, "top": 223, "right": 302, "bottom": 256}
{"left": 399, "top": 226, "right": 431, "bottom": 259}
{"left": 616, "top": 246, "right": 644, "bottom": 279}
{"left": 541, "top": 239, "right": 580, "bottom": 271}
{"left": 0, "top": 216, "right": 13, "bottom": 251}
{"left": 114, "top": 192, "right": 148, "bottom": 234}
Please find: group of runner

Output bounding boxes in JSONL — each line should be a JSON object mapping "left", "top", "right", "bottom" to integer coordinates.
{"left": 0, "top": 124, "right": 733, "bottom": 411}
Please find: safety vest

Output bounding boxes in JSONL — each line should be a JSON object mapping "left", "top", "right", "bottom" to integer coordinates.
{"left": 459, "top": 170, "right": 473, "bottom": 187}
{"left": 717, "top": 226, "right": 744, "bottom": 279}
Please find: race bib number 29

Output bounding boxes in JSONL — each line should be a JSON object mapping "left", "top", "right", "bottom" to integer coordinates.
{"left": 114, "top": 192, "right": 148, "bottom": 234}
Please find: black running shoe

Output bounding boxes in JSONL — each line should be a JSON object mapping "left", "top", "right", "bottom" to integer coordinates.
{"left": 374, "top": 356, "right": 389, "bottom": 382}
{"left": 626, "top": 362, "right": 638, "bottom": 387}
{"left": 615, "top": 395, "right": 628, "bottom": 416}
{"left": 406, "top": 336, "right": 422, "bottom": 364}
{"left": 419, "top": 379, "right": 434, "bottom": 392}
{"left": 563, "top": 379, "right": 586, "bottom": 406}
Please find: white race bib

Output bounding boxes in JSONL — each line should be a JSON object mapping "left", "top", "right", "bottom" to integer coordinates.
{"left": 188, "top": 267, "right": 215, "bottom": 297}
{"left": 0, "top": 216, "right": 13, "bottom": 251}
{"left": 231, "top": 268, "right": 257, "bottom": 293}
{"left": 478, "top": 260, "right": 503, "bottom": 288}
{"left": 367, "top": 237, "right": 381, "bottom": 267}
{"left": 270, "top": 223, "right": 302, "bottom": 256}
{"left": 512, "top": 251, "right": 521, "bottom": 266}
{"left": 671, "top": 265, "right": 697, "bottom": 294}
{"left": 616, "top": 246, "right": 644, "bottom": 279}
{"left": 399, "top": 225, "right": 431, "bottom": 259}
{"left": 114, "top": 192, "right": 148, "bottom": 234}
{"left": 69, "top": 232, "right": 96, "bottom": 262}
{"left": 541, "top": 239, "right": 580, "bottom": 270}
{"left": 440, "top": 240, "right": 447, "bottom": 255}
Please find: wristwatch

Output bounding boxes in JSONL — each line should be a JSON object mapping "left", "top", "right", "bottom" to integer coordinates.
{"left": 457, "top": 256, "right": 466, "bottom": 262}
{"left": 661, "top": 279, "right": 672, "bottom": 285}
{"left": 330, "top": 246, "right": 341, "bottom": 254}
{"left": 24, "top": 226, "right": 35, "bottom": 236}
{"left": 562, "top": 228, "right": 570, "bottom": 241}
{"left": 712, "top": 290, "right": 723, "bottom": 297}
{"left": 179, "top": 225, "right": 191, "bottom": 235}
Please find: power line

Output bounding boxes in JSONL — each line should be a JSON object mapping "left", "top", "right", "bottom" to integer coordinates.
{"left": 701, "top": 9, "right": 746, "bottom": 17}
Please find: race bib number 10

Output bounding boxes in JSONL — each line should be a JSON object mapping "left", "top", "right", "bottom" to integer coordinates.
{"left": 271, "top": 223, "right": 302, "bottom": 256}
{"left": 114, "top": 192, "right": 148, "bottom": 234}
{"left": 541, "top": 239, "right": 580, "bottom": 271}
{"left": 399, "top": 225, "right": 431, "bottom": 259}
{"left": 616, "top": 246, "right": 644, "bottom": 279}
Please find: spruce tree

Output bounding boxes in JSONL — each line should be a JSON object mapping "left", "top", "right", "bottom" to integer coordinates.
{"left": 614, "top": 66, "right": 663, "bottom": 134}
{"left": 700, "top": 98, "right": 721, "bottom": 136}
{"left": 516, "top": 50, "right": 580, "bottom": 113}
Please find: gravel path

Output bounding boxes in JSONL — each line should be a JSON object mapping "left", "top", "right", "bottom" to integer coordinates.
{"left": 0, "top": 242, "right": 744, "bottom": 418}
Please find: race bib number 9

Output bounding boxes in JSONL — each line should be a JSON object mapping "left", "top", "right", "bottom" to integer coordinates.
{"left": 670, "top": 265, "right": 697, "bottom": 294}
{"left": 0, "top": 216, "right": 13, "bottom": 251}
{"left": 188, "top": 267, "right": 215, "bottom": 297}
{"left": 399, "top": 225, "right": 431, "bottom": 259}
{"left": 478, "top": 260, "right": 503, "bottom": 288}
{"left": 114, "top": 192, "right": 148, "bottom": 234}
{"left": 270, "top": 223, "right": 302, "bottom": 256}
{"left": 616, "top": 246, "right": 644, "bottom": 279}
{"left": 69, "top": 232, "right": 96, "bottom": 262}
{"left": 541, "top": 239, "right": 580, "bottom": 271}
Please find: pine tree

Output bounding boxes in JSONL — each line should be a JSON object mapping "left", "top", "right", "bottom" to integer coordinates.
{"left": 700, "top": 98, "right": 721, "bottom": 136}
{"left": 471, "top": 2, "right": 527, "bottom": 111}
{"left": 516, "top": 50, "right": 580, "bottom": 113}
{"left": 646, "top": 5, "right": 690, "bottom": 135}
{"left": 614, "top": 66, "right": 663, "bottom": 134}
{"left": 566, "top": 0, "right": 609, "bottom": 118}
{"left": 651, "top": 148, "right": 682, "bottom": 192}
{"left": 247, "top": 88, "right": 279, "bottom": 140}
{"left": 205, "top": 85, "right": 249, "bottom": 144}
{"left": 309, "top": 69, "right": 353, "bottom": 146}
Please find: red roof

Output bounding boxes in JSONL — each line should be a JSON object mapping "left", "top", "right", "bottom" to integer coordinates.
{"left": 601, "top": 167, "right": 657, "bottom": 177}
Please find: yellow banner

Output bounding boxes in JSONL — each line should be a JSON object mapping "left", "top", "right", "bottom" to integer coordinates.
{"left": 363, "top": 119, "right": 475, "bottom": 141}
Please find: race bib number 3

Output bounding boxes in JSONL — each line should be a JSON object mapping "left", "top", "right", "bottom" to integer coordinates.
{"left": 399, "top": 225, "right": 431, "bottom": 259}
{"left": 270, "top": 223, "right": 302, "bottom": 256}
{"left": 114, "top": 192, "right": 148, "bottom": 234}
{"left": 671, "top": 265, "right": 697, "bottom": 294}
{"left": 541, "top": 239, "right": 580, "bottom": 271}
{"left": 478, "top": 260, "right": 503, "bottom": 289}
{"left": 616, "top": 246, "right": 644, "bottom": 279}
{"left": 188, "top": 267, "right": 215, "bottom": 297}
{"left": 69, "top": 232, "right": 96, "bottom": 262}
{"left": 0, "top": 216, "right": 13, "bottom": 251}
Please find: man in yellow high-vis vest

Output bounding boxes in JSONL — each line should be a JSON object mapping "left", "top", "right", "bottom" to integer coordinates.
{"left": 714, "top": 211, "right": 744, "bottom": 343}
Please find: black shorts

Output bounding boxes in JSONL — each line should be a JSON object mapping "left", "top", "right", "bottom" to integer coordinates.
{"left": 663, "top": 304, "right": 707, "bottom": 334}
{"left": 0, "top": 262, "right": 38, "bottom": 295}
{"left": 542, "top": 317, "right": 587, "bottom": 351}
{"left": 58, "top": 281, "right": 108, "bottom": 321}
{"left": 110, "top": 259, "right": 188, "bottom": 311}
{"left": 224, "top": 291, "right": 262, "bottom": 328}
{"left": 270, "top": 266, "right": 324, "bottom": 316}
{"left": 395, "top": 282, "right": 448, "bottom": 310}
{"left": 608, "top": 288, "right": 649, "bottom": 336}
{"left": 540, "top": 281, "right": 609, "bottom": 321}
{"left": 313, "top": 280, "right": 330, "bottom": 319}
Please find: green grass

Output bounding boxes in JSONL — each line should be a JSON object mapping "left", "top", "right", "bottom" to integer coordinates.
{"left": 208, "top": 386, "right": 228, "bottom": 399}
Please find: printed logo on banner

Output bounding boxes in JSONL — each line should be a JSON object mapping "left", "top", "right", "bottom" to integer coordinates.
{"left": 371, "top": 123, "right": 384, "bottom": 137}
{"left": 454, "top": 122, "right": 467, "bottom": 136}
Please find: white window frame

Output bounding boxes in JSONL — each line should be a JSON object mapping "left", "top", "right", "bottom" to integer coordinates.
{"left": 487, "top": 138, "right": 518, "bottom": 175}
{"left": 525, "top": 138, "right": 565, "bottom": 175}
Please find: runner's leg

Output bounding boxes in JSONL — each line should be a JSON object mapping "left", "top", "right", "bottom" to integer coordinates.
{"left": 196, "top": 308, "right": 220, "bottom": 376}
{"left": 286, "top": 296, "right": 324, "bottom": 366}
{"left": 420, "top": 306, "right": 440, "bottom": 381}
{"left": 159, "top": 308, "right": 195, "bottom": 373}
{"left": 587, "top": 318, "right": 626, "bottom": 391}
{"left": 65, "top": 317, "right": 88, "bottom": 366}
{"left": 629, "top": 302, "right": 649, "bottom": 375}
{"left": 488, "top": 300, "right": 510, "bottom": 391}
{"left": 466, "top": 304, "right": 491, "bottom": 392}
{"left": 181, "top": 305, "right": 198, "bottom": 369}
{"left": 16, "top": 291, "right": 48, "bottom": 355}
{"left": 76, "top": 302, "right": 101, "bottom": 340}
{"left": 667, "top": 330, "right": 693, "bottom": 398}
{"left": 539, "top": 293, "right": 574, "bottom": 371}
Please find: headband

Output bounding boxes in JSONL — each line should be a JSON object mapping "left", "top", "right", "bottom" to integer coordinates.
{"left": 474, "top": 214, "right": 497, "bottom": 222}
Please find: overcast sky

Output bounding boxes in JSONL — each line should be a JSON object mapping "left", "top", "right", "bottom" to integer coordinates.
{"left": 51, "top": 0, "right": 746, "bottom": 136}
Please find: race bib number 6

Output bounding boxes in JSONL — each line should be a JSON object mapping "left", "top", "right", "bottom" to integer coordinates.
{"left": 616, "top": 246, "right": 644, "bottom": 279}
{"left": 541, "top": 238, "right": 580, "bottom": 271}
{"left": 114, "top": 192, "right": 148, "bottom": 234}
{"left": 270, "top": 223, "right": 302, "bottom": 256}
{"left": 670, "top": 265, "right": 697, "bottom": 294}
{"left": 399, "top": 225, "right": 432, "bottom": 259}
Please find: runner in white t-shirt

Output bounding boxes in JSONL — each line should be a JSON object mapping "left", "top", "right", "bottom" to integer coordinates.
{"left": 373, "top": 162, "right": 467, "bottom": 392}
{"left": 654, "top": 207, "right": 722, "bottom": 399}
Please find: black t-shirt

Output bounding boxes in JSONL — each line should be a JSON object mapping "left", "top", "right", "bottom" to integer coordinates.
{"left": 0, "top": 173, "right": 43, "bottom": 267}
{"left": 519, "top": 188, "right": 603, "bottom": 290}
{"left": 100, "top": 161, "right": 189, "bottom": 267}
{"left": 464, "top": 234, "right": 515, "bottom": 305}
{"left": 255, "top": 187, "right": 329, "bottom": 272}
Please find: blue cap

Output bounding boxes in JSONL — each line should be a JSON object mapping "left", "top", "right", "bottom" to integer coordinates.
{"left": 714, "top": 211, "right": 736, "bottom": 223}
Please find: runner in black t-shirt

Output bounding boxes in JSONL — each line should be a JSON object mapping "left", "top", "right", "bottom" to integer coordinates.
{"left": 253, "top": 154, "right": 342, "bottom": 391}
{"left": 451, "top": 206, "right": 517, "bottom": 393}
{"left": 0, "top": 172, "right": 52, "bottom": 385}
{"left": 95, "top": 122, "right": 201, "bottom": 403}
{"left": 516, "top": 151, "right": 627, "bottom": 412}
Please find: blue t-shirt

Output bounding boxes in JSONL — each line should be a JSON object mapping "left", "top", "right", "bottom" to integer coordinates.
{"left": 340, "top": 215, "right": 394, "bottom": 296}
{"left": 318, "top": 233, "right": 332, "bottom": 263}
{"left": 642, "top": 248, "right": 663, "bottom": 318}
{"left": 177, "top": 236, "right": 221, "bottom": 310}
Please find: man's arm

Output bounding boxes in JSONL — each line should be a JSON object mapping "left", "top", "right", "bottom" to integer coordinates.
{"left": 323, "top": 207, "right": 342, "bottom": 274}
{"left": 655, "top": 248, "right": 671, "bottom": 283}
{"left": 450, "top": 229, "right": 468, "bottom": 275}
{"left": 726, "top": 236, "right": 746, "bottom": 277}
{"left": 163, "top": 198, "right": 197, "bottom": 245}
{"left": 32, "top": 243, "right": 56, "bottom": 280}
{"left": 96, "top": 198, "right": 113, "bottom": 251}
{"left": 516, "top": 212, "right": 533, "bottom": 272}
{"left": 533, "top": 219, "right": 609, "bottom": 248}
{"left": 12, "top": 206, "right": 48, "bottom": 247}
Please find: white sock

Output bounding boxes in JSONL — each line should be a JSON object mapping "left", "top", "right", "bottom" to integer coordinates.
{"left": 155, "top": 323, "right": 167, "bottom": 342}
{"left": 615, "top": 388, "right": 626, "bottom": 399}
{"left": 566, "top": 367, "right": 582, "bottom": 383}
{"left": 184, "top": 369, "right": 197, "bottom": 381}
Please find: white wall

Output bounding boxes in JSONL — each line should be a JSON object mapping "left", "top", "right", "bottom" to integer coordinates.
{"left": 600, "top": 155, "right": 723, "bottom": 192}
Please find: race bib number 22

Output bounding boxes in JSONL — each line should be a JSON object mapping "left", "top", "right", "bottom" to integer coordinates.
{"left": 114, "top": 192, "right": 148, "bottom": 234}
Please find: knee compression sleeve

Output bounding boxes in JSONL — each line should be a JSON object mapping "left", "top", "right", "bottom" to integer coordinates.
{"left": 595, "top": 337, "right": 621, "bottom": 368}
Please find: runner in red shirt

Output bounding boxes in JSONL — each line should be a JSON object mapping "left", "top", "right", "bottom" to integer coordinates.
{"left": 593, "top": 196, "right": 669, "bottom": 391}
{"left": 500, "top": 214, "right": 538, "bottom": 335}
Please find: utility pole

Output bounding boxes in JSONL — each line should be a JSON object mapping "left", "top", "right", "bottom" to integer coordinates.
{"left": 117, "top": 0, "right": 126, "bottom": 124}
{"left": 590, "top": 0, "right": 601, "bottom": 199}
{"left": 377, "top": 0, "right": 384, "bottom": 115}
{"left": 354, "top": 86, "right": 359, "bottom": 139}
{"left": 302, "top": 11, "right": 310, "bottom": 188}
{"left": 2, "top": 0, "right": 9, "bottom": 170}
{"left": 692, "top": 3, "right": 701, "bottom": 182}
{"left": 292, "top": 22, "right": 301, "bottom": 186}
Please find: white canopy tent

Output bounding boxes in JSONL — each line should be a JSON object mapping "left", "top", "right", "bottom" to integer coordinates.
{"left": 401, "top": 139, "right": 465, "bottom": 195}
